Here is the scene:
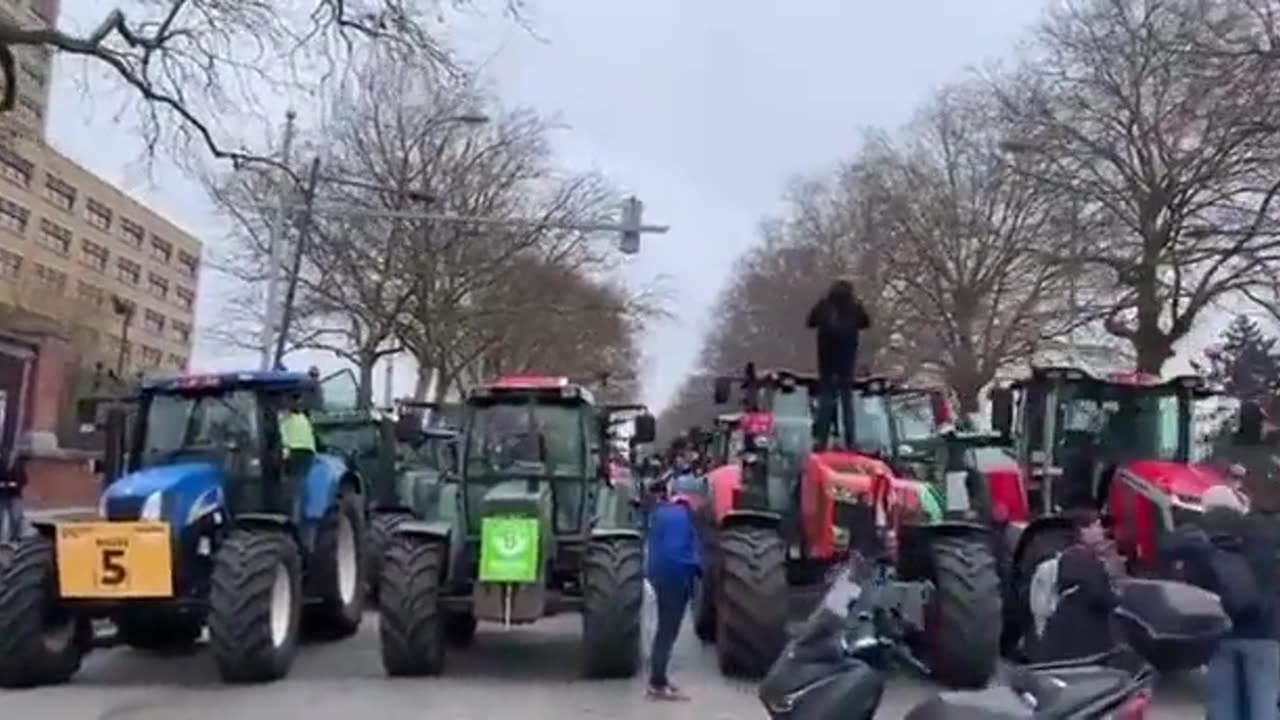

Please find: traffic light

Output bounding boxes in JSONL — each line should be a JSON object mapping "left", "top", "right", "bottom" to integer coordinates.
{"left": 619, "top": 196, "right": 642, "bottom": 255}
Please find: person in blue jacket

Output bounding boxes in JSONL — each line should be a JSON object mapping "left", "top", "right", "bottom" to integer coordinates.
{"left": 645, "top": 475, "right": 701, "bottom": 701}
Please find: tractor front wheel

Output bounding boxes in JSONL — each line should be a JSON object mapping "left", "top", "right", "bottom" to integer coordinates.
{"left": 378, "top": 535, "right": 446, "bottom": 676}
{"left": 208, "top": 529, "right": 303, "bottom": 683}
{"left": 716, "top": 526, "right": 787, "bottom": 678}
{"left": 923, "top": 535, "right": 1002, "bottom": 688}
{"left": 366, "top": 510, "right": 412, "bottom": 603}
{"left": 581, "top": 537, "right": 644, "bottom": 678}
{"left": 0, "top": 536, "right": 84, "bottom": 687}
{"left": 304, "top": 489, "right": 367, "bottom": 639}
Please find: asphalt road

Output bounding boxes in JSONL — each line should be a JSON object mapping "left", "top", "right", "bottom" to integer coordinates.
{"left": 2, "top": 596, "right": 1209, "bottom": 720}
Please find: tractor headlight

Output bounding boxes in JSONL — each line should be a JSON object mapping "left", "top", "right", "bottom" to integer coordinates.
{"left": 139, "top": 491, "right": 164, "bottom": 521}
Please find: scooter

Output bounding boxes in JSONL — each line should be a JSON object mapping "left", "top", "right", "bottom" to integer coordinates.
{"left": 759, "top": 555, "right": 1229, "bottom": 719}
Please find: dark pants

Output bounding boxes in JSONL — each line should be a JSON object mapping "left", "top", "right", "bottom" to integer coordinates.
{"left": 816, "top": 371, "right": 855, "bottom": 450}
{"left": 649, "top": 577, "right": 692, "bottom": 687}
{"left": 1205, "top": 637, "right": 1280, "bottom": 720}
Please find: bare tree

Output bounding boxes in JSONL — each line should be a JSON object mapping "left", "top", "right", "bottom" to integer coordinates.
{"left": 994, "top": 0, "right": 1280, "bottom": 373}
{"left": 0, "top": 1, "right": 525, "bottom": 168}
{"left": 863, "top": 83, "right": 1082, "bottom": 411}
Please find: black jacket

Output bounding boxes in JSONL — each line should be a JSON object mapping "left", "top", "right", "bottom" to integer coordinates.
{"left": 0, "top": 457, "right": 26, "bottom": 493}
{"left": 1030, "top": 544, "right": 1119, "bottom": 662}
{"left": 806, "top": 294, "right": 870, "bottom": 377}
{"left": 1160, "top": 508, "right": 1279, "bottom": 640}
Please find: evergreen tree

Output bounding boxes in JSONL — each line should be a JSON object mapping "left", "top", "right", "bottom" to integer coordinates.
{"left": 1204, "top": 315, "right": 1280, "bottom": 400}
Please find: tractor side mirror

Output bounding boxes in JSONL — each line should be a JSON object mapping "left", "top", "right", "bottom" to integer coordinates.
{"left": 633, "top": 413, "right": 657, "bottom": 444}
{"left": 713, "top": 377, "right": 732, "bottom": 405}
{"left": 395, "top": 412, "right": 423, "bottom": 443}
{"left": 990, "top": 387, "right": 1013, "bottom": 438}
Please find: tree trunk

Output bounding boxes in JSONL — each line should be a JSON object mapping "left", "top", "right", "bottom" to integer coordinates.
{"left": 356, "top": 359, "right": 375, "bottom": 410}
{"left": 1132, "top": 334, "right": 1173, "bottom": 374}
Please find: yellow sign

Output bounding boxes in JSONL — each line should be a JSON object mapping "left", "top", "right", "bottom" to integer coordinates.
{"left": 55, "top": 522, "right": 174, "bottom": 599}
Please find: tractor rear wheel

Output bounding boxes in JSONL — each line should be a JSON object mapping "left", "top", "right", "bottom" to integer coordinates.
{"left": 366, "top": 510, "right": 412, "bottom": 603}
{"left": 716, "top": 526, "right": 787, "bottom": 678}
{"left": 0, "top": 536, "right": 84, "bottom": 687}
{"left": 304, "top": 489, "right": 366, "bottom": 639}
{"left": 581, "top": 537, "right": 644, "bottom": 678}
{"left": 924, "top": 535, "right": 1002, "bottom": 688}
{"left": 116, "top": 610, "right": 203, "bottom": 653}
{"left": 208, "top": 529, "right": 303, "bottom": 683}
{"left": 378, "top": 535, "right": 446, "bottom": 676}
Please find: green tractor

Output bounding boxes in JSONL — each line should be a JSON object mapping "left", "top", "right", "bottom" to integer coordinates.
{"left": 311, "top": 405, "right": 461, "bottom": 602}
{"left": 376, "top": 375, "right": 656, "bottom": 677}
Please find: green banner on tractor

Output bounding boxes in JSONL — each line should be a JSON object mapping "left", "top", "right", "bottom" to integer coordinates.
{"left": 479, "top": 516, "right": 540, "bottom": 583}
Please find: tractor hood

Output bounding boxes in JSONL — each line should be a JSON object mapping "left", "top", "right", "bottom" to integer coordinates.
{"left": 808, "top": 450, "right": 922, "bottom": 512}
{"left": 101, "top": 461, "right": 223, "bottom": 523}
{"left": 1122, "top": 460, "right": 1226, "bottom": 502}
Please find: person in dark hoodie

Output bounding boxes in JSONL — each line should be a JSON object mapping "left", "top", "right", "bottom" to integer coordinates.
{"left": 0, "top": 441, "right": 30, "bottom": 542}
{"left": 1161, "top": 485, "right": 1278, "bottom": 720}
{"left": 645, "top": 477, "right": 701, "bottom": 701}
{"left": 1028, "top": 510, "right": 1122, "bottom": 663}
{"left": 806, "top": 279, "right": 871, "bottom": 450}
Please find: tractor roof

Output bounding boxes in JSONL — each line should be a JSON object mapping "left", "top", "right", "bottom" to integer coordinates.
{"left": 142, "top": 371, "right": 316, "bottom": 394}
{"left": 1013, "top": 365, "right": 1219, "bottom": 396}
{"left": 719, "top": 367, "right": 898, "bottom": 392}
{"left": 468, "top": 375, "right": 595, "bottom": 405}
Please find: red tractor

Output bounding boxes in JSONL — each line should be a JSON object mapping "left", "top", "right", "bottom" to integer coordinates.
{"left": 990, "top": 365, "right": 1239, "bottom": 665}
{"left": 695, "top": 364, "right": 1002, "bottom": 686}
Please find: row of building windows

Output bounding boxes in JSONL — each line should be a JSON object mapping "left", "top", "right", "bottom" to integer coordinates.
{"left": 0, "top": 193, "right": 197, "bottom": 312}
{"left": 0, "top": 149, "right": 200, "bottom": 278}
{"left": 0, "top": 245, "right": 194, "bottom": 348}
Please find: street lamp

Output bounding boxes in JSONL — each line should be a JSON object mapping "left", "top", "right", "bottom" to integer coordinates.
{"left": 110, "top": 296, "right": 135, "bottom": 375}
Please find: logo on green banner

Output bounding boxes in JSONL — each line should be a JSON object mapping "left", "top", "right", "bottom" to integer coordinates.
{"left": 479, "top": 516, "right": 540, "bottom": 583}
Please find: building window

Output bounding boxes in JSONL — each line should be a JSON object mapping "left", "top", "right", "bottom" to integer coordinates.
{"left": 168, "top": 354, "right": 187, "bottom": 369}
{"left": 32, "top": 263, "right": 66, "bottom": 291}
{"left": 37, "top": 218, "right": 71, "bottom": 254}
{"left": 116, "top": 258, "right": 140, "bottom": 285}
{"left": 147, "top": 272, "right": 168, "bottom": 299}
{"left": 85, "top": 199, "right": 112, "bottom": 231}
{"left": 80, "top": 238, "right": 109, "bottom": 272}
{"left": 171, "top": 321, "right": 191, "bottom": 344}
{"left": 143, "top": 309, "right": 165, "bottom": 335}
{"left": 140, "top": 346, "right": 163, "bottom": 367}
{"left": 17, "top": 95, "right": 42, "bottom": 121}
{"left": 175, "top": 285, "right": 194, "bottom": 312}
{"left": 177, "top": 250, "right": 199, "bottom": 278}
{"left": 149, "top": 236, "right": 172, "bottom": 263}
{"left": 43, "top": 174, "right": 75, "bottom": 211}
{"left": 0, "top": 196, "right": 29, "bottom": 233}
{"left": 119, "top": 218, "right": 144, "bottom": 248}
{"left": 77, "top": 281, "right": 105, "bottom": 307}
{"left": 0, "top": 248, "right": 21, "bottom": 278}
{"left": 0, "top": 150, "right": 32, "bottom": 188}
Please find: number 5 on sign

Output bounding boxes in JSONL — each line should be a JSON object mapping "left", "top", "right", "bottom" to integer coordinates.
{"left": 55, "top": 522, "right": 174, "bottom": 599}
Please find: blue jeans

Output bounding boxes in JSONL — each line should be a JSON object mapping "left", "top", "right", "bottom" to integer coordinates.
{"left": 649, "top": 577, "right": 692, "bottom": 688}
{"left": 1206, "top": 638, "right": 1280, "bottom": 720}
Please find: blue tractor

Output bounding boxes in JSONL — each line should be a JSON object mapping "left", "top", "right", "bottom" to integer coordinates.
{"left": 0, "top": 370, "right": 368, "bottom": 686}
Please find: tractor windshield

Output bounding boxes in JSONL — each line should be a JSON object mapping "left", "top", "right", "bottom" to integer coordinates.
{"left": 767, "top": 384, "right": 894, "bottom": 456}
{"left": 139, "top": 389, "right": 260, "bottom": 467}
{"left": 1057, "top": 384, "right": 1193, "bottom": 462}
{"left": 316, "top": 422, "right": 380, "bottom": 460}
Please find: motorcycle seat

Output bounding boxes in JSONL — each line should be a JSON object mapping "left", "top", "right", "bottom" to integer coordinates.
{"left": 1007, "top": 665, "right": 1132, "bottom": 717}
{"left": 904, "top": 686, "right": 1033, "bottom": 719}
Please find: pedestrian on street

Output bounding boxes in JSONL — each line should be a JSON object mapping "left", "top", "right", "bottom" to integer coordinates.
{"left": 1160, "top": 485, "right": 1279, "bottom": 720}
{"left": 1028, "top": 510, "right": 1122, "bottom": 663}
{"left": 645, "top": 476, "right": 700, "bottom": 701}
{"left": 805, "top": 279, "right": 870, "bottom": 451}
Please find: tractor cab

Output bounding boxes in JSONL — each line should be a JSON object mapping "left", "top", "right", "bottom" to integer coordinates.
{"left": 710, "top": 412, "right": 744, "bottom": 468}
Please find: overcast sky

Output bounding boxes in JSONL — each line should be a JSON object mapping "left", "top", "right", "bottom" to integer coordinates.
{"left": 44, "top": 1, "right": 1234, "bottom": 408}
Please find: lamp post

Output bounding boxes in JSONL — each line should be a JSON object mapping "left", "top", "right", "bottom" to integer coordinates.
{"left": 111, "top": 296, "right": 135, "bottom": 375}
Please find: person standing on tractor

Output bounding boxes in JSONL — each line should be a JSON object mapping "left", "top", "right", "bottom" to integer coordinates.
{"left": 1160, "top": 485, "right": 1279, "bottom": 720}
{"left": 645, "top": 474, "right": 700, "bottom": 702}
{"left": 806, "top": 279, "right": 871, "bottom": 450}
{"left": 1028, "top": 510, "right": 1122, "bottom": 663}
{"left": 279, "top": 392, "right": 317, "bottom": 479}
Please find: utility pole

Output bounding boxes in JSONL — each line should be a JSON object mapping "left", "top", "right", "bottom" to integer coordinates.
{"left": 260, "top": 110, "right": 297, "bottom": 370}
{"left": 273, "top": 157, "right": 322, "bottom": 369}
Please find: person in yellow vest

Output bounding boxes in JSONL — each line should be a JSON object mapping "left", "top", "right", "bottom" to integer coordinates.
{"left": 279, "top": 392, "right": 316, "bottom": 483}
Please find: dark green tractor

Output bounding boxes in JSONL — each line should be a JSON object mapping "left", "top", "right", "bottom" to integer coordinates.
{"left": 376, "top": 376, "right": 656, "bottom": 678}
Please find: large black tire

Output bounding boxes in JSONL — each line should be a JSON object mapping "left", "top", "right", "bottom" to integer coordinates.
{"left": 580, "top": 537, "right": 644, "bottom": 678}
{"left": 692, "top": 574, "right": 716, "bottom": 642}
{"left": 716, "top": 526, "right": 787, "bottom": 678}
{"left": 208, "top": 529, "right": 303, "bottom": 684}
{"left": 365, "top": 510, "right": 412, "bottom": 603}
{"left": 0, "top": 536, "right": 84, "bottom": 687}
{"left": 116, "top": 610, "right": 203, "bottom": 653}
{"left": 924, "top": 535, "right": 1003, "bottom": 688}
{"left": 304, "top": 490, "right": 367, "bottom": 639}
{"left": 378, "top": 535, "right": 446, "bottom": 676}
{"left": 1003, "top": 526, "right": 1074, "bottom": 658}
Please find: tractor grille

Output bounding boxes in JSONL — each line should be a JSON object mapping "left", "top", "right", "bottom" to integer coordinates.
{"left": 833, "top": 500, "right": 877, "bottom": 552}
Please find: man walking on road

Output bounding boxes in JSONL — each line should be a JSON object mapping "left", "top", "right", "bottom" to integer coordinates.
{"left": 645, "top": 477, "right": 700, "bottom": 701}
{"left": 806, "top": 279, "right": 871, "bottom": 450}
